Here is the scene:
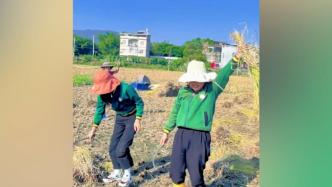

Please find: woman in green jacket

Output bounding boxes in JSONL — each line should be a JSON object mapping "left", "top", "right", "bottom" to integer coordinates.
{"left": 160, "top": 54, "right": 241, "bottom": 187}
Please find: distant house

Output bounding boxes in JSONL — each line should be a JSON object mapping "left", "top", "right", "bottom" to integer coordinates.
{"left": 120, "top": 30, "right": 151, "bottom": 57}
{"left": 219, "top": 42, "right": 237, "bottom": 67}
{"left": 205, "top": 44, "right": 222, "bottom": 64}
{"left": 204, "top": 42, "right": 237, "bottom": 68}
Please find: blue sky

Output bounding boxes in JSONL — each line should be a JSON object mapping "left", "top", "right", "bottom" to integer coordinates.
{"left": 74, "top": 0, "right": 259, "bottom": 45}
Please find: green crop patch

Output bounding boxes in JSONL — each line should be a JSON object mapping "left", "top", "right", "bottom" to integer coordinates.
{"left": 73, "top": 74, "right": 92, "bottom": 86}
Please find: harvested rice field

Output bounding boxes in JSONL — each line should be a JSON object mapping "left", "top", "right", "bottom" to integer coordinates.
{"left": 73, "top": 65, "right": 259, "bottom": 187}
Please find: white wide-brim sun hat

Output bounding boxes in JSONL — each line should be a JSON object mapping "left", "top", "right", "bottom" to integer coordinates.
{"left": 178, "top": 60, "right": 217, "bottom": 83}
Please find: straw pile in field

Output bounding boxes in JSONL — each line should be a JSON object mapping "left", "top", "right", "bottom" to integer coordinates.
{"left": 73, "top": 146, "right": 96, "bottom": 185}
{"left": 158, "top": 82, "right": 180, "bottom": 97}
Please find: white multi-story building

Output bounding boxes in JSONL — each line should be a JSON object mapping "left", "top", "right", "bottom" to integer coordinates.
{"left": 119, "top": 30, "right": 151, "bottom": 57}
{"left": 219, "top": 42, "right": 237, "bottom": 67}
{"left": 204, "top": 42, "right": 237, "bottom": 67}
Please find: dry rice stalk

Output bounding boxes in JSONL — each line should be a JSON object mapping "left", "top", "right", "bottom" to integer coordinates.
{"left": 231, "top": 31, "right": 260, "bottom": 111}
{"left": 73, "top": 146, "right": 96, "bottom": 185}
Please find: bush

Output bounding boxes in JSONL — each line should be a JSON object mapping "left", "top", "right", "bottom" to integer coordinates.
{"left": 74, "top": 55, "right": 94, "bottom": 65}
{"left": 150, "top": 57, "right": 168, "bottom": 65}
{"left": 169, "top": 58, "right": 187, "bottom": 71}
{"left": 81, "top": 55, "right": 93, "bottom": 63}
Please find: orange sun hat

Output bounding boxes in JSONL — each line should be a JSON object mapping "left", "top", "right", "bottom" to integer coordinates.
{"left": 90, "top": 70, "right": 121, "bottom": 95}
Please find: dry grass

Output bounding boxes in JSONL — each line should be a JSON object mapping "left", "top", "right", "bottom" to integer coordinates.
{"left": 73, "top": 146, "right": 96, "bottom": 186}
{"left": 73, "top": 64, "right": 259, "bottom": 186}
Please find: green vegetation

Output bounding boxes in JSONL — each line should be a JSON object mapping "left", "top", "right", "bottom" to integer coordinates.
{"left": 73, "top": 74, "right": 92, "bottom": 86}
{"left": 74, "top": 32, "right": 217, "bottom": 71}
{"left": 98, "top": 33, "right": 120, "bottom": 57}
{"left": 183, "top": 38, "right": 214, "bottom": 62}
{"left": 74, "top": 55, "right": 184, "bottom": 71}
{"left": 150, "top": 42, "right": 183, "bottom": 57}
{"left": 225, "top": 155, "right": 259, "bottom": 176}
{"left": 74, "top": 36, "right": 94, "bottom": 55}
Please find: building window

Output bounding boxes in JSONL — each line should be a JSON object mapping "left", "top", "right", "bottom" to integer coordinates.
{"left": 139, "top": 40, "right": 145, "bottom": 46}
{"left": 121, "top": 39, "right": 127, "bottom": 45}
{"left": 128, "top": 39, "right": 138, "bottom": 47}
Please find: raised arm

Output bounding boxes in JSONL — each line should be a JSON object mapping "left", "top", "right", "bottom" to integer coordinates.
{"left": 212, "top": 56, "right": 240, "bottom": 95}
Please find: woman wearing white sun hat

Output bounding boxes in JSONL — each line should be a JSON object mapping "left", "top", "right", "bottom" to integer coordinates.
{"left": 160, "top": 52, "right": 242, "bottom": 187}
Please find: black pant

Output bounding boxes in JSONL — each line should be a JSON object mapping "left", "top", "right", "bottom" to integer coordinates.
{"left": 109, "top": 113, "right": 136, "bottom": 169}
{"left": 170, "top": 127, "right": 211, "bottom": 187}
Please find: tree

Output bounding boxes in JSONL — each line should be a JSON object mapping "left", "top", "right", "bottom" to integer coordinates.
{"left": 98, "top": 33, "right": 120, "bottom": 57}
{"left": 170, "top": 46, "right": 184, "bottom": 57}
{"left": 182, "top": 38, "right": 214, "bottom": 62}
{"left": 74, "top": 35, "right": 93, "bottom": 55}
{"left": 150, "top": 42, "right": 183, "bottom": 57}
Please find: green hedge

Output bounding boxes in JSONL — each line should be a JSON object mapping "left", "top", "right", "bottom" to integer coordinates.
{"left": 73, "top": 55, "right": 186, "bottom": 71}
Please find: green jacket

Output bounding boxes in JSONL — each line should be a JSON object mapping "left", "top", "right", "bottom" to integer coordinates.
{"left": 163, "top": 58, "right": 238, "bottom": 133}
{"left": 93, "top": 81, "right": 144, "bottom": 126}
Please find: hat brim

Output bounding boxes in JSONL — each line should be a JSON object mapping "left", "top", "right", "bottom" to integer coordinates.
{"left": 101, "top": 65, "right": 114, "bottom": 68}
{"left": 178, "top": 72, "right": 217, "bottom": 83}
{"left": 90, "top": 78, "right": 120, "bottom": 95}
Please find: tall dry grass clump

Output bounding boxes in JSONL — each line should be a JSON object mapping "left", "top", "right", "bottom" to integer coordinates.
{"left": 231, "top": 31, "right": 260, "bottom": 110}
{"left": 73, "top": 146, "right": 96, "bottom": 185}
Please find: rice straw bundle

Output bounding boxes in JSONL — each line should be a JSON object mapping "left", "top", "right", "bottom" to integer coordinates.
{"left": 231, "top": 31, "right": 260, "bottom": 110}
{"left": 73, "top": 146, "right": 96, "bottom": 185}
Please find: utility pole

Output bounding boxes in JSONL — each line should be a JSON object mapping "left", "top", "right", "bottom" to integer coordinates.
{"left": 92, "top": 35, "right": 95, "bottom": 56}
{"left": 73, "top": 36, "right": 75, "bottom": 58}
{"left": 168, "top": 48, "right": 172, "bottom": 71}
{"left": 220, "top": 43, "right": 222, "bottom": 67}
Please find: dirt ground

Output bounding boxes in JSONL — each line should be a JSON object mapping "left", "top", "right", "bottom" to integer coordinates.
{"left": 73, "top": 65, "right": 260, "bottom": 187}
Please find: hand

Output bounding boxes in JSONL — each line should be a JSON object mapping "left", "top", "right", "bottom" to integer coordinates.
{"left": 134, "top": 119, "right": 141, "bottom": 132}
{"left": 160, "top": 132, "right": 169, "bottom": 146}
{"left": 235, "top": 53, "right": 241, "bottom": 60}
{"left": 88, "top": 126, "right": 97, "bottom": 143}
{"left": 235, "top": 45, "right": 245, "bottom": 59}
